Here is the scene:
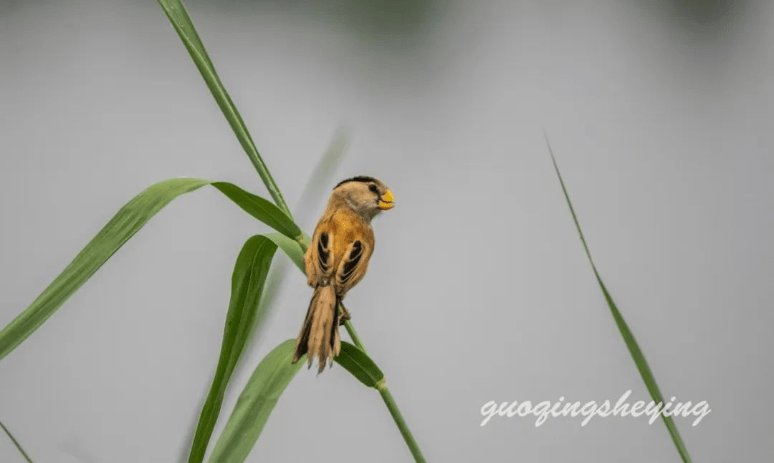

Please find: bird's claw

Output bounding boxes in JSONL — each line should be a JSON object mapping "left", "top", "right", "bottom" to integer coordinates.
{"left": 339, "top": 305, "right": 351, "bottom": 325}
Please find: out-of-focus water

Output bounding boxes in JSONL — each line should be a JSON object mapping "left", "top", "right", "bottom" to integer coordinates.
{"left": 1, "top": 1, "right": 771, "bottom": 462}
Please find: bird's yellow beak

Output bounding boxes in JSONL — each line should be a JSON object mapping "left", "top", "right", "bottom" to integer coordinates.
{"left": 378, "top": 189, "right": 395, "bottom": 210}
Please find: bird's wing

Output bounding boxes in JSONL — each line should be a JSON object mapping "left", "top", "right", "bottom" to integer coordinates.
{"left": 304, "top": 224, "right": 335, "bottom": 287}
{"left": 335, "top": 239, "right": 373, "bottom": 294}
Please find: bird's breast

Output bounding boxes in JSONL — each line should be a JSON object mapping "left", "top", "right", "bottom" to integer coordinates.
{"left": 328, "top": 211, "right": 373, "bottom": 264}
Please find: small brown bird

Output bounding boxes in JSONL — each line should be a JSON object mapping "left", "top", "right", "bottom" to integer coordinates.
{"left": 292, "top": 176, "right": 395, "bottom": 372}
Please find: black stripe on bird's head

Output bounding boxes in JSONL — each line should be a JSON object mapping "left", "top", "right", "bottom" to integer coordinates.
{"left": 334, "top": 176, "right": 378, "bottom": 189}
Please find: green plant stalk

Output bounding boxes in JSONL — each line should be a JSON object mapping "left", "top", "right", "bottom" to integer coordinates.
{"left": 343, "top": 319, "right": 366, "bottom": 350}
{"left": 0, "top": 420, "right": 34, "bottom": 463}
{"left": 157, "top": 0, "right": 293, "bottom": 220}
{"left": 342, "top": 318, "right": 427, "bottom": 463}
{"left": 378, "top": 386, "right": 427, "bottom": 463}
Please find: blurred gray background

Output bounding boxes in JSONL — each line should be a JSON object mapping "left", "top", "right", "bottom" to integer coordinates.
{"left": 1, "top": 0, "right": 772, "bottom": 461}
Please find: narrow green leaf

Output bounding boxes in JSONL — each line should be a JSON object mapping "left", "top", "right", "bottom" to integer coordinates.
{"left": 187, "top": 235, "right": 277, "bottom": 463}
{"left": 294, "top": 128, "right": 349, "bottom": 223}
{"left": 545, "top": 136, "right": 693, "bottom": 463}
{"left": 334, "top": 341, "right": 385, "bottom": 388}
{"left": 207, "top": 339, "right": 303, "bottom": 463}
{"left": 211, "top": 182, "right": 302, "bottom": 242}
{"left": 0, "top": 178, "right": 208, "bottom": 360}
{"left": 157, "top": 0, "right": 293, "bottom": 219}
{"left": 0, "top": 420, "right": 34, "bottom": 463}
{"left": 0, "top": 178, "right": 300, "bottom": 361}
{"left": 263, "top": 232, "right": 305, "bottom": 273}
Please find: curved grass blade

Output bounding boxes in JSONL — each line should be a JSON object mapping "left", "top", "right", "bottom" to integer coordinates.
{"left": 294, "top": 128, "right": 349, "bottom": 224}
{"left": 334, "top": 341, "right": 384, "bottom": 388}
{"left": 207, "top": 339, "right": 303, "bottom": 463}
{"left": 263, "top": 233, "right": 305, "bottom": 273}
{"left": 185, "top": 235, "right": 305, "bottom": 463}
{"left": 0, "top": 420, "right": 34, "bottom": 463}
{"left": 545, "top": 135, "right": 693, "bottom": 463}
{"left": 157, "top": 0, "right": 293, "bottom": 219}
{"left": 211, "top": 182, "right": 302, "bottom": 242}
{"left": 238, "top": 232, "right": 305, "bottom": 345}
{"left": 187, "top": 235, "right": 277, "bottom": 463}
{"left": 0, "top": 178, "right": 300, "bottom": 361}
{"left": 0, "top": 178, "right": 208, "bottom": 360}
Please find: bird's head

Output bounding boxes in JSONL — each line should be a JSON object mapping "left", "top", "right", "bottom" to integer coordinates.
{"left": 331, "top": 176, "right": 395, "bottom": 219}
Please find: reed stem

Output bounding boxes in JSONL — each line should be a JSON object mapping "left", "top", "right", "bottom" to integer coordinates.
{"left": 342, "top": 319, "right": 428, "bottom": 463}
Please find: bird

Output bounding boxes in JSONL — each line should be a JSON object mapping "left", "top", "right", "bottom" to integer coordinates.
{"left": 292, "top": 176, "right": 395, "bottom": 372}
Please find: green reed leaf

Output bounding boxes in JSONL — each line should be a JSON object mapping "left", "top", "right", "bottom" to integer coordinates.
{"left": 0, "top": 178, "right": 300, "bottom": 361}
{"left": 187, "top": 235, "right": 277, "bottom": 463}
{"left": 0, "top": 178, "right": 206, "bottom": 360}
{"left": 545, "top": 136, "right": 693, "bottom": 463}
{"left": 207, "top": 339, "right": 303, "bottom": 463}
{"left": 263, "top": 233, "right": 305, "bottom": 273}
{"left": 334, "top": 341, "right": 385, "bottom": 388}
{"left": 211, "top": 183, "right": 302, "bottom": 242}
{"left": 294, "top": 128, "right": 349, "bottom": 223}
{"left": 0, "top": 419, "right": 34, "bottom": 463}
{"left": 157, "top": 0, "right": 293, "bottom": 219}
{"left": 204, "top": 341, "right": 388, "bottom": 463}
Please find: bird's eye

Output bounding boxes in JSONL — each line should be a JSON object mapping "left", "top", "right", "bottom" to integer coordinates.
{"left": 368, "top": 184, "right": 379, "bottom": 194}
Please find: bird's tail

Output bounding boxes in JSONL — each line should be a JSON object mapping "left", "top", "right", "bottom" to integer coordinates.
{"left": 293, "top": 285, "right": 341, "bottom": 372}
